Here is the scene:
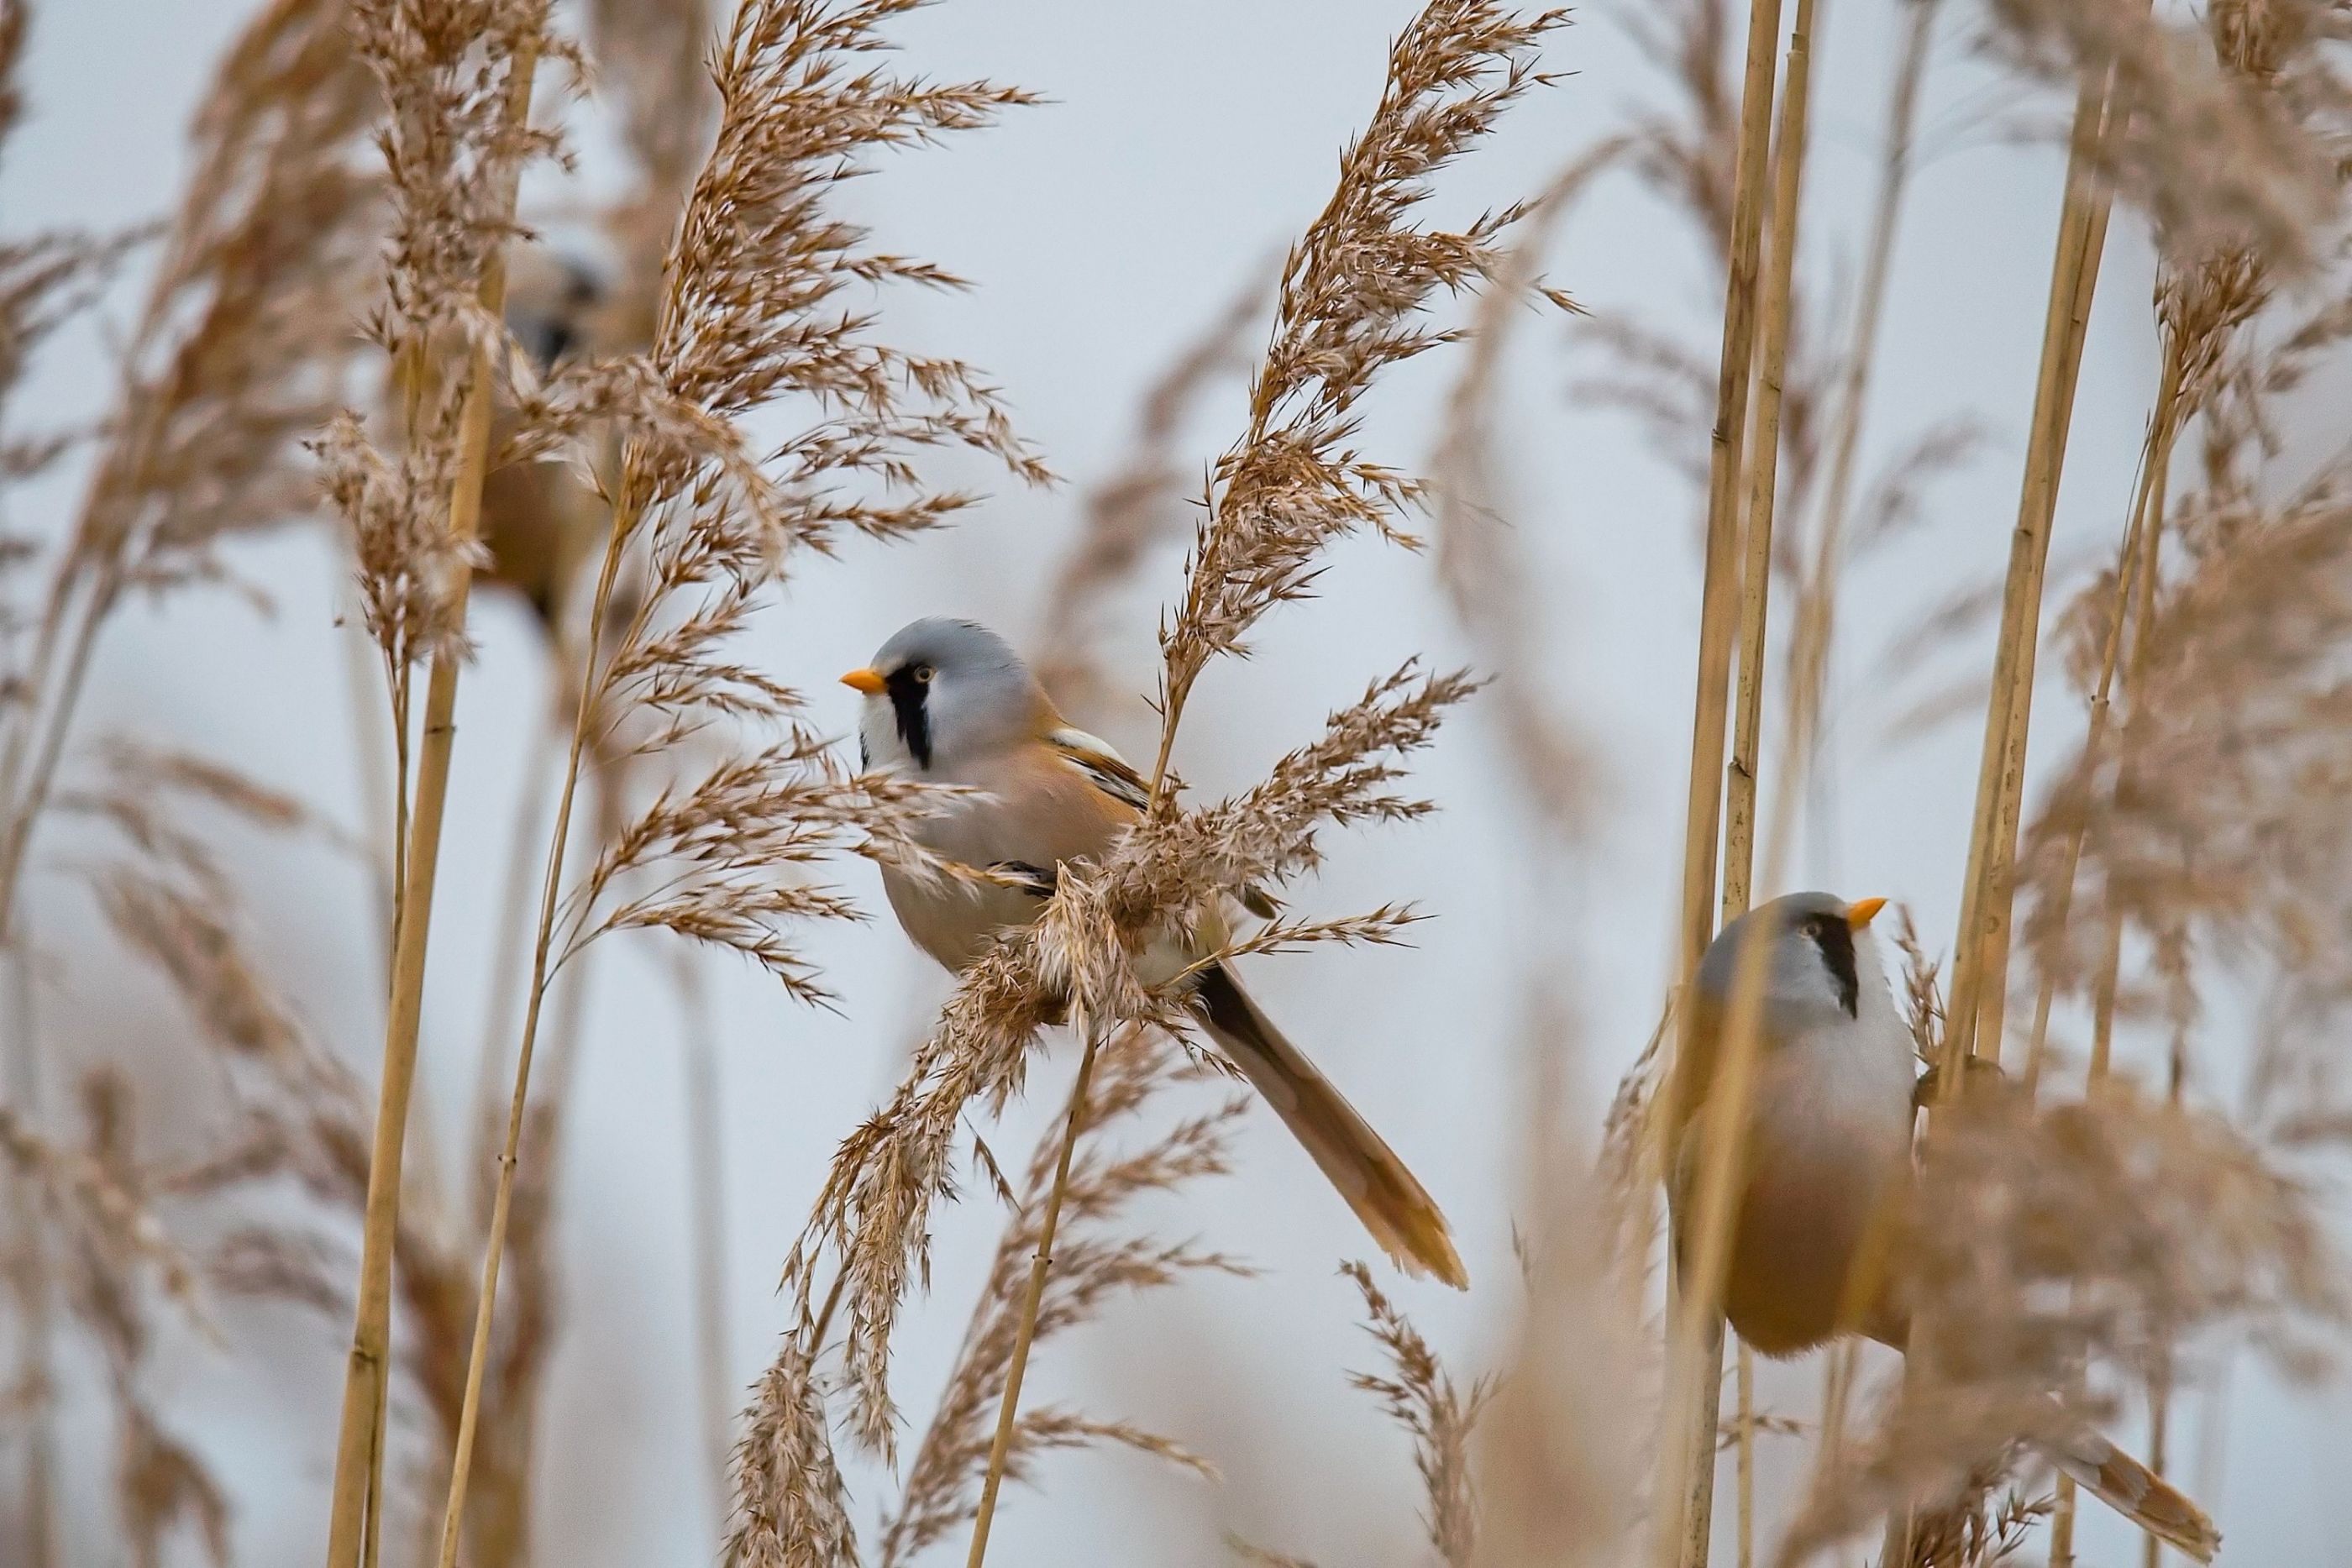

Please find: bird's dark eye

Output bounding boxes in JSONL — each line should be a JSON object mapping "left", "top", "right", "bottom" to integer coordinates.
{"left": 912, "top": 663, "right": 935, "bottom": 683}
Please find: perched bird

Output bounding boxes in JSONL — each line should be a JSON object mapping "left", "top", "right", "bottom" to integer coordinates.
{"left": 843, "top": 616, "right": 1467, "bottom": 1288}
{"left": 480, "top": 246, "right": 617, "bottom": 637}
{"left": 1668, "top": 892, "right": 2219, "bottom": 1561}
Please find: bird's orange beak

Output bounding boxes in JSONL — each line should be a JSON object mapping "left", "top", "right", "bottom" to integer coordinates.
{"left": 1846, "top": 895, "right": 1888, "bottom": 930}
{"left": 840, "top": 667, "right": 886, "bottom": 695}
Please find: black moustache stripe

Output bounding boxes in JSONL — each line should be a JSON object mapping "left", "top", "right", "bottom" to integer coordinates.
{"left": 885, "top": 667, "right": 931, "bottom": 769}
{"left": 1808, "top": 915, "right": 1859, "bottom": 1017}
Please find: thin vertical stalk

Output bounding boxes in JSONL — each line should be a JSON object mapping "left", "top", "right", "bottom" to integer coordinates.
{"left": 964, "top": 1029, "right": 1107, "bottom": 1568}
{"left": 1674, "top": 0, "right": 1787, "bottom": 987}
{"left": 1944, "top": 33, "right": 2139, "bottom": 1077}
{"left": 1735, "top": 1344, "right": 1756, "bottom": 1568}
{"left": 322, "top": 41, "right": 544, "bottom": 1568}
{"left": 1719, "top": 0, "right": 1813, "bottom": 929}
{"left": 340, "top": 585, "right": 400, "bottom": 982}
{"left": 2053, "top": 373, "right": 2177, "bottom": 1565}
{"left": 2031, "top": 395, "right": 2174, "bottom": 1560}
{"left": 1910, "top": 50, "right": 2140, "bottom": 1565}
{"left": 470, "top": 716, "right": 561, "bottom": 1178}
{"left": 1897, "top": 74, "right": 2119, "bottom": 1566}
{"left": 1961, "top": 187, "right": 2116, "bottom": 1069}
{"left": 432, "top": 475, "right": 634, "bottom": 1568}
{"left": 1657, "top": 0, "right": 1804, "bottom": 1555}
{"left": 2020, "top": 356, "right": 2181, "bottom": 1098}
{"left": 676, "top": 945, "right": 735, "bottom": 1534}
{"left": 4, "top": 936, "right": 56, "bottom": 1568}
{"left": 1720, "top": 9, "right": 1816, "bottom": 1556}
{"left": 2144, "top": 1340, "right": 2174, "bottom": 1568}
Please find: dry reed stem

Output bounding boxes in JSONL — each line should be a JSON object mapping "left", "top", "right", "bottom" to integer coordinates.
{"left": 954, "top": 3, "right": 1562, "bottom": 1523}
{"left": 872, "top": 1025, "right": 1236, "bottom": 1566}
{"left": 2027, "top": 383, "right": 2173, "bottom": 1562}
{"left": 1672, "top": 0, "right": 1783, "bottom": 990}
{"left": 433, "top": 458, "right": 613, "bottom": 1568}
{"left": 1942, "top": 35, "right": 2138, "bottom": 1078}
{"left": 449, "top": 6, "right": 1041, "bottom": 1558}
{"left": 1719, "top": 0, "right": 1812, "bottom": 931}
{"left": 2043, "top": 322, "right": 2183, "bottom": 1568}
{"left": 1719, "top": 7, "right": 1817, "bottom": 1559}
{"left": 774, "top": 24, "right": 1557, "bottom": 1560}
{"left": 962, "top": 1027, "right": 1105, "bottom": 1568}
{"left": 675, "top": 944, "right": 735, "bottom": 1534}
{"left": 323, "top": 28, "right": 546, "bottom": 1568}
{"left": 2018, "top": 358, "right": 2180, "bottom": 1099}
{"left": 0, "top": 0, "right": 376, "bottom": 961}
{"left": 1655, "top": 0, "right": 1788, "bottom": 1556}
{"left": 1897, "top": 70, "right": 2136, "bottom": 1520}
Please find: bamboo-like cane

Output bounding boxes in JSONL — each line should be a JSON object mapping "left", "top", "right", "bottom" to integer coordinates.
{"left": 2032, "top": 404, "right": 2171, "bottom": 1560}
{"left": 2048, "top": 338, "right": 2180, "bottom": 1568}
{"left": 431, "top": 475, "right": 637, "bottom": 1568}
{"left": 1720, "top": 9, "right": 1817, "bottom": 1556}
{"left": 322, "top": 39, "right": 543, "bottom": 1568}
{"left": 2019, "top": 352, "right": 2181, "bottom": 1100}
{"left": 1898, "top": 37, "right": 2137, "bottom": 1566}
{"left": 1959, "top": 188, "right": 2118, "bottom": 1072}
{"left": 1656, "top": 1, "right": 1809, "bottom": 1560}
{"left": 1943, "top": 26, "right": 2141, "bottom": 1078}
{"left": 963, "top": 1028, "right": 1107, "bottom": 1568}
{"left": 1673, "top": 0, "right": 1787, "bottom": 990}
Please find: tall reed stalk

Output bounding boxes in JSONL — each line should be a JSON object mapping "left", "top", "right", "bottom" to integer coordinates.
{"left": 2032, "top": 360, "right": 2173, "bottom": 1568}
{"left": 1656, "top": 0, "right": 1789, "bottom": 1559}
{"left": 1892, "top": 28, "right": 2138, "bottom": 1566}
{"left": 1941, "top": 29, "right": 2140, "bottom": 1078}
{"left": 668, "top": 946, "right": 735, "bottom": 1532}
{"left": 323, "top": 34, "right": 545, "bottom": 1568}
{"left": 429, "top": 3, "right": 1039, "bottom": 1554}
{"left": 960, "top": 1025, "right": 1107, "bottom": 1568}
{"left": 1719, "top": 5, "right": 1815, "bottom": 1558}
{"left": 2018, "top": 351, "right": 2180, "bottom": 1101}
{"left": 433, "top": 459, "right": 630, "bottom": 1568}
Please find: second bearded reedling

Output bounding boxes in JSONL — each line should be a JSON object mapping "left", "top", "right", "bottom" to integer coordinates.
{"left": 1670, "top": 892, "right": 2220, "bottom": 1561}
{"left": 843, "top": 616, "right": 1467, "bottom": 1289}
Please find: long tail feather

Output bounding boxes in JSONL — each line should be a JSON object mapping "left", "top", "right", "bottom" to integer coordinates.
{"left": 1191, "top": 964, "right": 1467, "bottom": 1289}
{"left": 2034, "top": 1407, "right": 2219, "bottom": 1564}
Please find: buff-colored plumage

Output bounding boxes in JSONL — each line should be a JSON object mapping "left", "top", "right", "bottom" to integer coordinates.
{"left": 1672, "top": 893, "right": 2218, "bottom": 1562}
{"left": 849, "top": 618, "right": 1467, "bottom": 1288}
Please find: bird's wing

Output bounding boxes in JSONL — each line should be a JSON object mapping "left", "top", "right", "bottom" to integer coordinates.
{"left": 1045, "top": 726, "right": 1150, "bottom": 812}
{"left": 1044, "top": 726, "right": 1281, "bottom": 920}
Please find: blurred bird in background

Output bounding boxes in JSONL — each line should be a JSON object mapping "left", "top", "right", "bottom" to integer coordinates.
{"left": 480, "top": 243, "right": 619, "bottom": 648}
{"left": 1669, "top": 892, "right": 2220, "bottom": 1561}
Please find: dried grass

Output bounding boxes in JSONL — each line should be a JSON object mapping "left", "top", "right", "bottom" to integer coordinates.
{"left": 10, "top": 1, "right": 2352, "bottom": 1566}
{"left": 769, "top": 21, "right": 1564, "bottom": 1531}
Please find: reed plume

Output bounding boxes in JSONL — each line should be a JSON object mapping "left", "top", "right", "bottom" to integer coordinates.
{"left": 438, "top": 0, "right": 1039, "bottom": 1558}
{"left": 778, "top": 12, "right": 1564, "bottom": 1512}
{"left": 871, "top": 1028, "right": 1243, "bottom": 1565}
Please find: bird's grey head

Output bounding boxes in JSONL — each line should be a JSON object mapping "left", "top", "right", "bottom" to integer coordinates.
{"left": 842, "top": 618, "right": 1049, "bottom": 774}
{"left": 1695, "top": 890, "right": 1892, "bottom": 1030}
